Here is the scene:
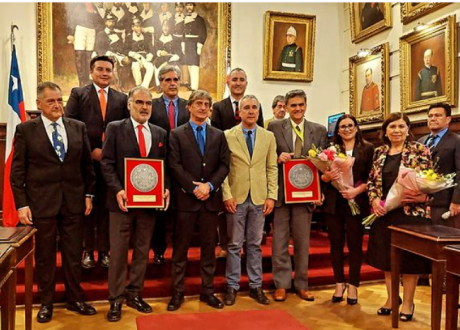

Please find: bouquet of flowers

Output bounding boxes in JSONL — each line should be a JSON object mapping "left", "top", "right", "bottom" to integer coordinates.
{"left": 308, "top": 144, "right": 360, "bottom": 215}
{"left": 362, "top": 166, "right": 456, "bottom": 226}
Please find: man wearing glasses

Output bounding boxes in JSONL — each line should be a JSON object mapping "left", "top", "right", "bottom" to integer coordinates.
{"left": 148, "top": 65, "right": 189, "bottom": 265}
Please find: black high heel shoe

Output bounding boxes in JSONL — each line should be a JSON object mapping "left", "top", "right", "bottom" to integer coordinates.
{"left": 331, "top": 284, "right": 346, "bottom": 303}
{"left": 377, "top": 297, "right": 402, "bottom": 316}
{"left": 400, "top": 304, "right": 415, "bottom": 322}
{"left": 347, "top": 286, "right": 358, "bottom": 305}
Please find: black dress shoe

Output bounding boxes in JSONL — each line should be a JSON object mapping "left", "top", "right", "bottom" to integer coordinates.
{"left": 99, "top": 252, "right": 110, "bottom": 268}
{"left": 400, "top": 304, "right": 415, "bottom": 322}
{"left": 249, "top": 287, "right": 270, "bottom": 305}
{"left": 126, "top": 296, "right": 153, "bottom": 313}
{"left": 107, "top": 302, "right": 122, "bottom": 322}
{"left": 37, "top": 304, "right": 53, "bottom": 323}
{"left": 153, "top": 254, "right": 165, "bottom": 265}
{"left": 81, "top": 251, "right": 96, "bottom": 269}
{"left": 224, "top": 287, "right": 237, "bottom": 306}
{"left": 377, "top": 297, "right": 402, "bottom": 316}
{"left": 332, "top": 284, "right": 346, "bottom": 303}
{"left": 200, "top": 294, "right": 224, "bottom": 309}
{"left": 347, "top": 286, "right": 358, "bottom": 305}
{"left": 167, "top": 292, "right": 184, "bottom": 311}
{"left": 66, "top": 301, "right": 97, "bottom": 315}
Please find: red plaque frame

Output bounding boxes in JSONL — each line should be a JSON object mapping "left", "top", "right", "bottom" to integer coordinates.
{"left": 124, "top": 158, "right": 164, "bottom": 208}
{"left": 283, "top": 158, "right": 321, "bottom": 204}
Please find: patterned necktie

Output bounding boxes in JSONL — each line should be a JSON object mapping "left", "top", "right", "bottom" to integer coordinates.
{"left": 51, "top": 122, "right": 66, "bottom": 162}
{"left": 196, "top": 125, "right": 205, "bottom": 155}
{"left": 294, "top": 125, "right": 303, "bottom": 158}
{"left": 137, "top": 125, "right": 147, "bottom": 157}
{"left": 234, "top": 101, "right": 241, "bottom": 125}
{"left": 426, "top": 134, "right": 438, "bottom": 149}
{"left": 246, "top": 130, "right": 253, "bottom": 158}
{"left": 168, "top": 101, "right": 175, "bottom": 130}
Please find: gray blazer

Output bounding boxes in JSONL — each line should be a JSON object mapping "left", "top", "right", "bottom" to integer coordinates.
{"left": 267, "top": 118, "right": 327, "bottom": 207}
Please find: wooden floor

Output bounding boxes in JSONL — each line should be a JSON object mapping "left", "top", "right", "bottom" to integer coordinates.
{"left": 14, "top": 282, "right": 443, "bottom": 330}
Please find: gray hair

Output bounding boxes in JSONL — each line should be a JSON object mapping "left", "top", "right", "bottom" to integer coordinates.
{"left": 271, "top": 95, "right": 285, "bottom": 109}
{"left": 128, "top": 86, "right": 152, "bottom": 102}
{"left": 187, "top": 89, "right": 212, "bottom": 106}
{"left": 285, "top": 89, "right": 307, "bottom": 105}
{"left": 159, "top": 65, "right": 182, "bottom": 81}
{"left": 229, "top": 67, "right": 247, "bottom": 79}
{"left": 37, "top": 81, "right": 61, "bottom": 99}
{"left": 239, "top": 94, "right": 260, "bottom": 110}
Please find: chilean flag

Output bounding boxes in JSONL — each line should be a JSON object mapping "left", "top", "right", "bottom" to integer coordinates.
{"left": 3, "top": 45, "right": 26, "bottom": 226}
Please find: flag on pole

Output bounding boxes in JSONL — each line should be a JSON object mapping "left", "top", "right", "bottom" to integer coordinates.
{"left": 3, "top": 45, "right": 26, "bottom": 226}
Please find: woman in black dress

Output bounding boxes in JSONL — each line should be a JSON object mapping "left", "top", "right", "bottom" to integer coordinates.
{"left": 322, "top": 114, "right": 374, "bottom": 305}
{"left": 367, "top": 112, "right": 432, "bottom": 321}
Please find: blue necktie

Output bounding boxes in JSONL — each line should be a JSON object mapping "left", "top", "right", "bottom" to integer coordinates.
{"left": 246, "top": 130, "right": 253, "bottom": 158}
{"left": 196, "top": 125, "right": 205, "bottom": 155}
{"left": 51, "top": 122, "right": 66, "bottom": 162}
{"left": 426, "top": 134, "right": 438, "bottom": 149}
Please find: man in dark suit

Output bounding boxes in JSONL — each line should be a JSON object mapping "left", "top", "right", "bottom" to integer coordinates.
{"left": 211, "top": 68, "right": 265, "bottom": 258}
{"left": 267, "top": 89, "right": 327, "bottom": 302}
{"left": 167, "top": 90, "right": 230, "bottom": 311}
{"left": 149, "top": 65, "right": 190, "bottom": 265}
{"left": 101, "top": 86, "right": 170, "bottom": 322}
{"left": 65, "top": 55, "right": 129, "bottom": 269}
{"left": 11, "top": 82, "right": 97, "bottom": 323}
{"left": 211, "top": 68, "right": 264, "bottom": 131}
{"left": 419, "top": 103, "right": 460, "bottom": 228}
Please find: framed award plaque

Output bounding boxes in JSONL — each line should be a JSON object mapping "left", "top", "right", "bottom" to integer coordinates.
{"left": 124, "top": 158, "right": 164, "bottom": 208}
{"left": 283, "top": 158, "right": 321, "bottom": 204}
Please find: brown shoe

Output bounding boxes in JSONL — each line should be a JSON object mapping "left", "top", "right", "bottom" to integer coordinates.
{"left": 298, "top": 289, "right": 314, "bottom": 301}
{"left": 274, "top": 288, "right": 287, "bottom": 302}
{"left": 216, "top": 248, "right": 227, "bottom": 259}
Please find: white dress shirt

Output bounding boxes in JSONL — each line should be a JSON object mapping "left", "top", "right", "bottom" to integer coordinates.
{"left": 93, "top": 83, "right": 110, "bottom": 103}
{"left": 42, "top": 116, "right": 68, "bottom": 153}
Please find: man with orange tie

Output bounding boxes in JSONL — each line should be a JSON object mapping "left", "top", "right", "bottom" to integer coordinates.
{"left": 66, "top": 55, "right": 129, "bottom": 269}
{"left": 148, "top": 65, "right": 189, "bottom": 265}
{"left": 101, "top": 86, "right": 170, "bottom": 321}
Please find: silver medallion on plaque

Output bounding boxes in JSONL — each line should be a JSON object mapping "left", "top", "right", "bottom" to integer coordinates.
{"left": 288, "top": 164, "right": 313, "bottom": 189}
{"left": 130, "top": 164, "right": 158, "bottom": 192}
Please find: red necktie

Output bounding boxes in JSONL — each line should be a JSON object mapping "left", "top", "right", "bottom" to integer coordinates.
{"left": 168, "top": 101, "right": 175, "bottom": 130}
{"left": 137, "top": 125, "right": 147, "bottom": 157}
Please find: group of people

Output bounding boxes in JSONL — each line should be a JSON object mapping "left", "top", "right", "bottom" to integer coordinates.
{"left": 9, "top": 54, "right": 460, "bottom": 326}
{"left": 68, "top": 2, "right": 206, "bottom": 91}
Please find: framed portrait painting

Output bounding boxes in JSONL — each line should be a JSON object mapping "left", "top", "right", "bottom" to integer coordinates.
{"left": 400, "top": 15, "right": 457, "bottom": 114}
{"left": 349, "top": 43, "right": 390, "bottom": 124}
{"left": 263, "top": 11, "right": 316, "bottom": 82}
{"left": 37, "top": 3, "right": 231, "bottom": 101}
{"left": 400, "top": 3, "right": 451, "bottom": 24}
{"left": 349, "top": 3, "right": 392, "bottom": 44}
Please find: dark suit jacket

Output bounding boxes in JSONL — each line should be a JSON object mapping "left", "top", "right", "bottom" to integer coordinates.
{"left": 211, "top": 97, "right": 264, "bottom": 131}
{"left": 149, "top": 96, "right": 189, "bottom": 133}
{"left": 323, "top": 142, "right": 374, "bottom": 216}
{"left": 168, "top": 122, "right": 230, "bottom": 212}
{"left": 10, "top": 116, "right": 95, "bottom": 218}
{"left": 101, "top": 118, "right": 169, "bottom": 212}
{"left": 268, "top": 118, "right": 327, "bottom": 207}
{"left": 418, "top": 130, "right": 460, "bottom": 207}
{"left": 65, "top": 84, "right": 129, "bottom": 151}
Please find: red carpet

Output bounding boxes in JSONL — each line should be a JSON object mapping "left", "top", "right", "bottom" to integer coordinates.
{"left": 136, "top": 310, "right": 309, "bottom": 330}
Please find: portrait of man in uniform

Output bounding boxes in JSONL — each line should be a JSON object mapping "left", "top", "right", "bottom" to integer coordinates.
{"left": 415, "top": 49, "right": 443, "bottom": 101}
{"left": 277, "top": 26, "right": 303, "bottom": 72}
{"left": 355, "top": 55, "right": 382, "bottom": 116}
{"left": 360, "top": 68, "right": 380, "bottom": 113}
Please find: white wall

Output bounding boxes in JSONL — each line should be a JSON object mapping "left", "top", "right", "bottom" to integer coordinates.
{"left": 341, "top": 2, "right": 460, "bottom": 130}
{"left": 0, "top": 3, "right": 37, "bottom": 123}
{"left": 232, "top": 2, "right": 343, "bottom": 126}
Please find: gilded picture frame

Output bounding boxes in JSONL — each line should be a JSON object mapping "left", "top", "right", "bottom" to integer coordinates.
{"left": 400, "top": 3, "right": 451, "bottom": 24}
{"left": 349, "top": 43, "right": 390, "bottom": 124}
{"left": 263, "top": 11, "right": 316, "bottom": 82}
{"left": 400, "top": 15, "right": 457, "bottom": 114}
{"left": 36, "top": 3, "right": 231, "bottom": 101}
{"left": 349, "top": 3, "right": 392, "bottom": 44}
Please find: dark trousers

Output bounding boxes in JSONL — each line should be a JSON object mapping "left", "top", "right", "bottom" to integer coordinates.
{"left": 151, "top": 211, "right": 169, "bottom": 256}
{"left": 431, "top": 206, "right": 460, "bottom": 229}
{"left": 34, "top": 204, "right": 85, "bottom": 305}
{"left": 324, "top": 213, "right": 364, "bottom": 287}
{"left": 217, "top": 212, "right": 228, "bottom": 249}
{"left": 108, "top": 210, "right": 156, "bottom": 303}
{"left": 171, "top": 206, "right": 218, "bottom": 295}
{"left": 84, "top": 163, "right": 109, "bottom": 253}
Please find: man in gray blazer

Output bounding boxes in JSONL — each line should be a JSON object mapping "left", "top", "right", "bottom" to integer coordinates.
{"left": 419, "top": 103, "right": 460, "bottom": 228}
{"left": 267, "top": 89, "right": 327, "bottom": 302}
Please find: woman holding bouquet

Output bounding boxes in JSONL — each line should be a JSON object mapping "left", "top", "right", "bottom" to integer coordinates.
{"left": 367, "top": 112, "right": 431, "bottom": 321}
{"left": 321, "top": 114, "right": 374, "bottom": 305}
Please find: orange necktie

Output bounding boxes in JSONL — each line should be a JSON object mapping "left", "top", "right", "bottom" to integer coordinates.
{"left": 99, "top": 89, "right": 107, "bottom": 121}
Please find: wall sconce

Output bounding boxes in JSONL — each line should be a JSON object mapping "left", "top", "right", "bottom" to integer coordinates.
{"left": 357, "top": 48, "right": 370, "bottom": 58}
